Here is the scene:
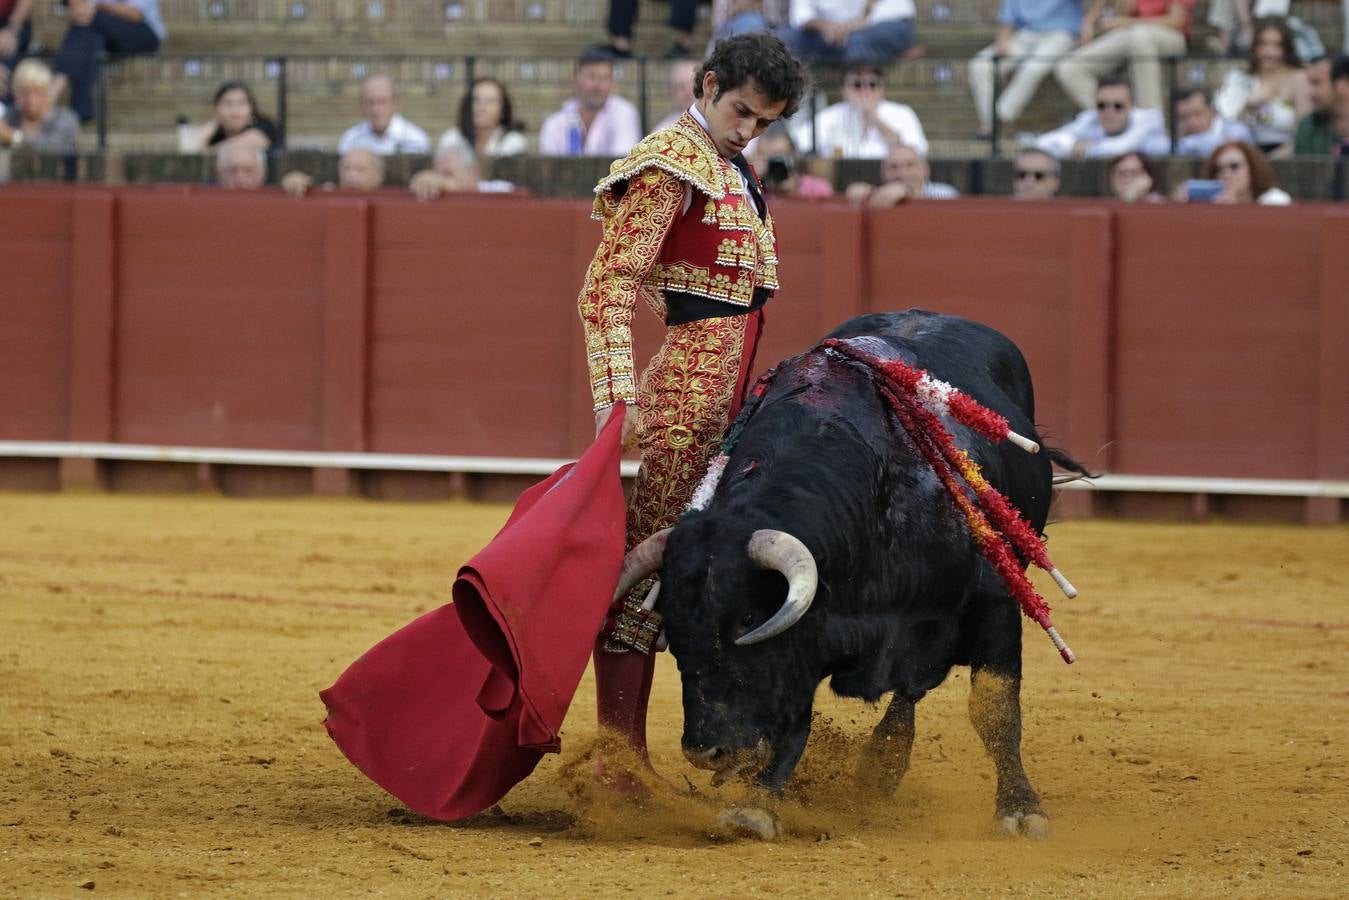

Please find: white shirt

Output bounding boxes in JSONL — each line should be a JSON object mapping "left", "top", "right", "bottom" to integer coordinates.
{"left": 437, "top": 127, "right": 529, "bottom": 157}
{"left": 538, "top": 95, "right": 642, "bottom": 157}
{"left": 337, "top": 114, "right": 432, "bottom": 155}
{"left": 789, "top": 0, "right": 915, "bottom": 28}
{"left": 801, "top": 99, "right": 928, "bottom": 158}
{"left": 1175, "top": 115, "right": 1254, "bottom": 157}
{"left": 1257, "top": 187, "right": 1292, "bottom": 206}
{"left": 1034, "top": 107, "right": 1171, "bottom": 159}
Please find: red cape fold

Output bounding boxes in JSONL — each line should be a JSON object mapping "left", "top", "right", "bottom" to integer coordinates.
{"left": 319, "top": 404, "right": 628, "bottom": 820}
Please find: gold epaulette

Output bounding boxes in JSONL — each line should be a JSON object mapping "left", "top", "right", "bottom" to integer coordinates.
{"left": 592, "top": 113, "right": 727, "bottom": 220}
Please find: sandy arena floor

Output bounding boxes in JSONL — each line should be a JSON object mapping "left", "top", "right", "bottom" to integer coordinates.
{"left": 1, "top": 491, "right": 1346, "bottom": 897}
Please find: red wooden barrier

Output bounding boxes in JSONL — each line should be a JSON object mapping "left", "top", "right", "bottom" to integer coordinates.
{"left": 0, "top": 186, "right": 1344, "bottom": 521}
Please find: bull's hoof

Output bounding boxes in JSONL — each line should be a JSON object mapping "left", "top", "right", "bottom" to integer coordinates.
{"left": 996, "top": 809, "right": 1049, "bottom": 839}
{"left": 716, "top": 806, "right": 782, "bottom": 841}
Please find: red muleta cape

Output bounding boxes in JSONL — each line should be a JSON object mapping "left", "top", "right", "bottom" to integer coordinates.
{"left": 319, "top": 405, "right": 628, "bottom": 820}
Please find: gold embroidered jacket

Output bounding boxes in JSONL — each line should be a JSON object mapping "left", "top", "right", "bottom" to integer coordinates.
{"left": 578, "top": 112, "right": 779, "bottom": 412}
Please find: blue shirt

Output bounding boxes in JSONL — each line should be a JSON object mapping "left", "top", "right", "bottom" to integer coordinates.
{"left": 998, "top": 0, "right": 1081, "bottom": 35}
{"left": 128, "top": 0, "right": 167, "bottom": 42}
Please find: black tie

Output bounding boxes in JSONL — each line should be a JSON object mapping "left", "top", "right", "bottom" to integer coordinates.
{"left": 731, "top": 153, "right": 767, "bottom": 220}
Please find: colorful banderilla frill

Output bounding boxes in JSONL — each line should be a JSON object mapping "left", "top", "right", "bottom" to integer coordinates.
{"left": 687, "top": 338, "right": 1080, "bottom": 664}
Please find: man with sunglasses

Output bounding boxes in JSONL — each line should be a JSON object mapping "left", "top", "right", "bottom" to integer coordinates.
{"left": 1034, "top": 75, "right": 1169, "bottom": 158}
{"left": 1010, "top": 149, "right": 1061, "bottom": 199}
{"left": 800, "top": 63, "right": 927, "bottom": 158}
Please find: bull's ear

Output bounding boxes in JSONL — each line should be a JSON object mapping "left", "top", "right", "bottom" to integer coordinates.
{"left": 736, "top": 530, "right": 817, "bottom": 646}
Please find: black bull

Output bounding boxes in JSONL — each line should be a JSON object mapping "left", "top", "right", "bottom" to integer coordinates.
{"left": 627, "top": 310, "right": 1087, "bottom": 834}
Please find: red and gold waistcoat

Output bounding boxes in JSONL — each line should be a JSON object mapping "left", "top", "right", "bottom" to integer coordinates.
{"left": 579, "top": 112, "right": 779, "bottom": 411}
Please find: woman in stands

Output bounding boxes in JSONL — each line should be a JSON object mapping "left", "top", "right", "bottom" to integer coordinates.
{"left": 1223, "top": 17, "right": 1311, "bottom": 153}
{"left": 47, "top": 0, "right": 166, "bottom": 123}
{"left": 192, "top": 81, "right": 279, "bottom": 152}
{"left": 435, "top": 77, "right": 527, "bottom": 159}
{"left": 1202, "top": 140, "right": 1292, "bottom": 205}
{"left": 1106, "top": 151, "right": 1165, "bottom": 203}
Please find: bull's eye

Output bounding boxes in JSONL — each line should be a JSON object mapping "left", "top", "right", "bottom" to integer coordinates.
{"left": 739, "top": 611, "right": 756, "bottom": 629}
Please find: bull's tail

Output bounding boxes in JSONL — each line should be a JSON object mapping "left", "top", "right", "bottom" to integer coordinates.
{"left": 1045, "top": 446, "right": 1097, "bottom": 486}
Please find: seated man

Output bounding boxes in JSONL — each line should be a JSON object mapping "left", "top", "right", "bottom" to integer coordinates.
{"left": 280, "top": 147, "right": 385, "bottom": 196}
{"left": 538, "top": 48, "right": 642, "bottom": 157}
{"left": 215, "top": 140, "right": 267, "bottom": 190}
{"left": 800, "top": 63, "right": 927, "bottom": 158}
{"left": 337, "top": 75, "right": 431, "bottom": 156}
{"left": 0, "top": 0, "right": 34, "bottom": 100}
{"left": 1034, "top": 76, "right": 1170, "bottom": 158}
{"left": 1054, "top": 0, "right": 1193, "bottom": 113}
{"left": 48, "top": 0, "right": 165, "bottom": 122}
{"left": 1174, "top": 86, "right": 1252, "bottom": 157}
{"left": 408, "top": 137, "right": 516, "bottom": 200}
{"left": 968, "top": 0, "right": 1081, "bottom": 137}
{"left": 1291, "top": 55, "right": 1341, "bottom": 155}
{"left": 1010, "top": 148, "right": 1061, "bottom": 199}
{"left": 749, "top": 121, "right": 834, "bottom": 197}
{"left": 0, "top": 59, "right": 80, "bottom": 153}
{"left": 778, "top": 0, "right": 917, "bottom": 67}
{"left": 844, "top": 141, "right": 958, "bottom": 205}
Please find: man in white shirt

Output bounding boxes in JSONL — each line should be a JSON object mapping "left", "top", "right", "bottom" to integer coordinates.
{"left": 799, "top": 63, "right": 927, "bottom": 157}
{"left": 778, "top": 0, "right": 917, "bottom": 66}
{"left": 1173, "top": 86, "right": 1253, "bottom": 157}
{"left": 1034, "top": 76, "right": 1170, "bottom": 158}
{"left": 538, "top": 48, "right": 643, "bottom": 156}
{"left": 336, "top": 75, "right": 431, "bottom": 156}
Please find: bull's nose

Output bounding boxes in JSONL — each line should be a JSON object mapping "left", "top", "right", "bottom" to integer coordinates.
{"left": 683, "top": 745, "right": 724, "bottom": 770}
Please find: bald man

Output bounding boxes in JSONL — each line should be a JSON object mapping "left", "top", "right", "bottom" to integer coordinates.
{"left": 215, "top": 140, "right": 267, "bottom": 190}
{"left": 336, "top": 74, "right": 430, "bottom": 155}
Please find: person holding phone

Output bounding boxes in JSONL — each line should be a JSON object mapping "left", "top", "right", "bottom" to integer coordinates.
{"left": 1174, "top": 140, "right": 1291, "bottom": 204}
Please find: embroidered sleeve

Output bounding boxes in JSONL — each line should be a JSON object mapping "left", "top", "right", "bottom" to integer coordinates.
{"left": 577, "top": 167, "right": 685, "bottom": 411}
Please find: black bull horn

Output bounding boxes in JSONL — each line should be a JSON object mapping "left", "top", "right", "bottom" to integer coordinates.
{"left": 611, "top": 528, "right": 819, "bottom": 645}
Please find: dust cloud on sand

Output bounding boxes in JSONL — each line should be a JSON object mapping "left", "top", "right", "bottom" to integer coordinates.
{"left": 2, "top": 492, "right": 1346, "bottom": 896}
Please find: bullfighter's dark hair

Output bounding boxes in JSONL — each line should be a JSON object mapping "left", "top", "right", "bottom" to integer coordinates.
{"left": 695, "top": 32, "right": 810, "bottom": 121}
{"left": 457, "top": 77, "right": 521, "bottom": 149}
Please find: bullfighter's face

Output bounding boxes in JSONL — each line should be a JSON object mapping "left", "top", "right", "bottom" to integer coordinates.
{"left": 696, "top": 71, "right": 787, "bottom": 159}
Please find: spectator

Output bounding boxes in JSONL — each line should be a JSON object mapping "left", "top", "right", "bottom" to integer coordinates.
{"left": 1010, "top": 148, "right": 1061, "bottom": 198}
{"left": 538, "top": 49, "right": 641, "bottom": 157}
{"left": 0, "top": 59, "right": 80, "bottom": 153}
{"left": 595, "top": 0, "right": 698, "bottom": 60}
{"left": 183, "top": 81, "right": 278, "bottom": 153}
{"left": 968, "top": 0, "right": 1081, "bottom": 138}
{"left": 215, "top": 140, "right": 266, "bottom": 190}
{"left": 280, "top": 147, "right": 385, "bottom": 197}
{"left": 1178, "top": 139, "right": 1292, "bottom": 203}
{"left": 777, "top": 0, "right": 918, "bottom": 67}
{"left": 48, "top": 0, "right": 166, "bottom": 123}
{"left": 800, "top": 63, "right": 927, "bottom": 158}
{"left": 409, "top": 138, "right": 516, "bottom": 200}
{"left": 748, "top": 121, "right": 834, "bottom": 197}
{"left": 1292, "top": 55, "right": 1338, "bottom": 154}
{"left": 0, "top": 0, "right": 33, "bottom": 100}
{"left": 1335, "top": 54, "right": 1349, "bottom": 151}
{"left": 436, "top": 76, "right": 527, "bottom": 159}
{"left": 709, "top": 0, "right": 789, "bottom": 48}
{"left": 1054, "top": 0, "right": 1192, "bottom": 112}
{"left": 1173, "top": 86, "right": 1253, "bottom": 156}
{"left": 1107, "top": 150, "right": 1165, "bottom": 201}
{"left": 1203, "top": 0, "right": 1253, "bottom": 57}
{"left": 1214, "top": 17, "right": 1311, "bottom": 153}
{"left": 337, "top": 75, "right": 430, "bottom": 156}
{"left": 652, "top": 59, "right": 699, "bottom": 132}
{"left": 845, "top": 142, "right": 958, "bottom": 205}
{"left": 1035, "top": 76, "right": 1170, "bottom": 158}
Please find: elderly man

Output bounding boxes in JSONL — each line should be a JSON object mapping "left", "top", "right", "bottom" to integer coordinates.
{"left": 800, "top": 63, "right": 927, "bottom": 158}
{"left": 1034, "top": 76, "right": 1169, "bottom": 158}
{"left": 845, "top": 142, "right": 958, "bottom": 205}
{"left": 1010, "top": 148, "right": 1060, "bottom": 199}
{"left": 538, "top": 48, "right": 642, "bottom": 156}
{"left": 337, "top": 75, "right": 430, "bottom": 156}
{"left": 1173, "top": 86, "right": 1252, "bottom": 157}
{"left": 280, "top": 147, "right": 385, "bottom": 196}
{"left": 777, "top": 0, "right": 917, "bottom": 66}
{"left": 408, "top": 137, "right": 515, "bottom": 199}
{"left": 215, "top": 140, "right": 267, "bottom": 190}
{"left": 0, "top": 59, "right": 80, "bottom": 152}
{"left": 651, "top": 59, "right": 698, "bottom": 133}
